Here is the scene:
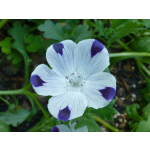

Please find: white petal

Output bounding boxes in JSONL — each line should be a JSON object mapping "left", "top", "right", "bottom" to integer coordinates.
{"left": 69, "top": 122, "right": 88, "bottom": 132}
{"left": 30, "top": 64, "right": 66, "bottom": 96}
{"left": 46, "top": 40, "right": 76, "bottom": 77}
{"left": 82, "top": 72, "right": 116, "bottom": 109}
{"left": 82, "top": 88, "right": 110, "bottom": 109}
{"left": 47, "top": 91, "right": 87, "bottom": 121}
{"left": 86, "top": 72, "right": 116, "bottom": 90}
{"left": 74, "top": 39, "right": 109, "bottom": 79}
{"left": 56, "top": 125, "right": 71, "bottom": 132}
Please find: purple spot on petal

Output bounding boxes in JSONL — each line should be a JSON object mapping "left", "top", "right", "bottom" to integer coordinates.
{"left": 91, "top": 40, "right": 104, "bottom": 58}
{"left": 51, "top": 126, "right": 59, "bottom": 132}
{"left": 99, "top": 87, "right": 116, "bottom": 100}
{"left": 58, "top": 106, "right": 70, "bottom": 121}
{"left": 53, "top": 43, "right": 64, "bottom": 55}
{"left": 30, "top": 74, "right": 46, "bottom": 87}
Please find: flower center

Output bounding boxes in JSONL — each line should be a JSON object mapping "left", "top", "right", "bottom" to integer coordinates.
{"left": 65, "top": 72, "right": 86, "bottom": 92}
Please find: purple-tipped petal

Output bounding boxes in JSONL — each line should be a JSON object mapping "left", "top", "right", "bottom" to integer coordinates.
{"left": 46, "top": 40, "right": 76, "bottom": 77}
{"left": 91, "top": 40, "right": 104, "bottom": 58}
{"left": 58, "top": 106, "right": 70, "bottom": 121}
{"left": 74, "top": 39, "right": 109, "bottom": 79}
{"left": 30, "top": 64, "right": 66, "bottom": 96}
{"left": 99, "top": 87, "right": 116, "bottom": 100}
{"left": 48, "top": 91, "right": 87, "bottom": 121}
{"left": 51, "top": 126, "right": 59, "bottom": 132}
{"left": 53, "top": 43, "right": 64, "bottom": 55}
{"left": 30, "top": 74, "right": 46, "bottom": 87}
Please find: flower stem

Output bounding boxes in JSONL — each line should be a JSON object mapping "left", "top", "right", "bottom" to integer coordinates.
{"left": 93, "top": 115, "right": 121, "bottom": 132}
{"left": 138, "top": 61, "right": 150, "bottom": 76}
{"left": 27, "top": 91, "right": 51, "bottom": 123}
{"left": 116, "top": 39, "right": 150, "bottom": 76}
{"left": 109, "top": 52, "right": 150, "bottom": 58}
{"left": 24, "top": 55, "right": 32, "bottom": 87}
{"left": 116, "top": 39, "right": 130, "bottom": 51}
{"left": 0, "top": 19, "right": 9, "bottom": 30}
{"left": 0, "top": 88, "right": 25, "bottom": 95}
{"left": 0, "top": 96, "right": 11, "bottom": 105}
{"left": 136, "top": 58, "right": 150, "bottom": 81}
{"left": 83, "top": 19, "right": 90, "bottom": 26}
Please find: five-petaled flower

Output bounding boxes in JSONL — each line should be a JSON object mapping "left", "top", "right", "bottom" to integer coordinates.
{"left": 51, "top": 121, "right": 88, "bottom": 132}
{"left": 30, "top": 39, "right": 116, "bottom": 122}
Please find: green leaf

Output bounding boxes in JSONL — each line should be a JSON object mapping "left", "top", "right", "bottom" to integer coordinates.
{"left": 130, "top": 37, "right": 150, "bottom": 52}
{"left": 7, "top": 50, "right": 23, "bottom": 65}
{"left": 65, "top": 19, "right": 79, "bottom": 30}
{"left": 27, "top": 116, "right": 51, "bottom": 132}
{"left": 0, "top": 107, "right": 30, "bottom": 127}
{"left": 140, "top": 19, "right": 150, "bottom": 29}
{"left": 141, "top": 103, "right": 150, "bottom": 119}
{"left": 7, "top": 21, "right": 31, "bottom": 80}
{"left": 142, "top": 103, "right": 150, "bottom": 114}
{"left": 126, "top": 104, "right": 143, "bottom": 122}
{"left": 128, "top": 120, "right": 138, "bottom": 129}
{"left": 0, "top": 120, "right": 10, "bottom": 132}
{"left": 143, "top": 93, "right": 150, "bottom": 102}
{"left": 140, "top": 84, "right": 150, "bottom": 102}
{"left": 38, "top": 20, "right": 66, "bottom": 41}
{"left": 94, "top": 20, "right": 105, "bottom": 37}
{"left": 24, "top": 34, "right": 42, "bottom": 52}
{"left": 93, "top": 99, "right": 117, "bottom": 122}
{"left": 0, "top": 37, "right": 12, "bottom": 54}
{"left": 24, "top": 34, "right": 34, "bottom": 44}
{"left": 104, "top": 67, "right": 110, "bottom": 73}
{"left": 111, "top": 19, "right": 129, "bottom": 29}
{"left": 74, "top": 25, "right": 91, "bottom": 43}
{"left": 8, "top": 21, "right": 30, "bottom": 55}
{"left": 72, "top": 114, "right": 102, "bottom": 132}
{"left": 94, "top": 20, "right": 115, "bottom": 39}
{"left": 108, "top": 20, "right": 140, "bottom": 44}
{"left": 136, "top": 114, "right": 150, "bottom": 132}
{"left": 8, "top": 104, "right": 15, "bottom": 112}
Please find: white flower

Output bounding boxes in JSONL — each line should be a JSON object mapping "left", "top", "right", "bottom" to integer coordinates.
{"left": 50, "top": 121, "right": 88, "bottom": 132}
{"left": 30, "top": 39, "right": 116, "bottom": 121}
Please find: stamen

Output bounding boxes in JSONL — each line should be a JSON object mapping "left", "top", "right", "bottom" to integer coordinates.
{"left": 65, "top": 72, "right": 86, "bottom": 92}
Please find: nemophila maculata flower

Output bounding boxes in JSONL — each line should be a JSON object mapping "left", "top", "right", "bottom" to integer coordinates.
{"left": 51, "top": 121, "right": 88, "bottom": 132}
{"left": 30, "top": 39, "right": 116, "bottom": 121}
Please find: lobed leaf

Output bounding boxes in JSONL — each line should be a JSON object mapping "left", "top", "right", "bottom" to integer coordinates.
{"left": 0, "top": 107, "right": 30, "bottom": 127}
{"left": 108, "top": 20, "right": 140, "bottom": 44}
{"left": 93, "top": 99, "right": 118, "bottom": 122}
{"left": 24, "top": 34, "right": 42, "bottom": 52}
{"left": 8, "top": 21, "right": 30, "bottom": 55}
{"left": 126, "top": 104, "right": 143, "bottom": 122}
{"left": 111, "top": 19, "right": 129, "bottom": 30}
{"left": 74, "top": 25, "right": 91, "bottom": 43}
{"left": 94, "top": 20, "right": 105, "bottom": 37}
{"left": 71, "top": 114, "right": 102, "bottom": 132}
{"left": 130, "top": 37, "right": 150, "bottom": 53}
{"left": 0, "top": 37, "right": 12, "bottom": 54}
{"left": 7, "top": 50, "right": 23, "bottom": 65}
{"left": 136, "top": 114, "right": 150, "bottom": 132}
{"left": 38, "top": 20, "right": 66, "bottom": 41}
{"left": 0, "top": 120, "right": 10, "bottom": 132}
{"left": 140, "top": 19, "right": 150, "bottom": 29}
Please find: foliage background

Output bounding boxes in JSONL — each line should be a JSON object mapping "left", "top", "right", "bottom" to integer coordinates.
{"left": 0, "top": 19, "right": 150, "bottom": 132}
